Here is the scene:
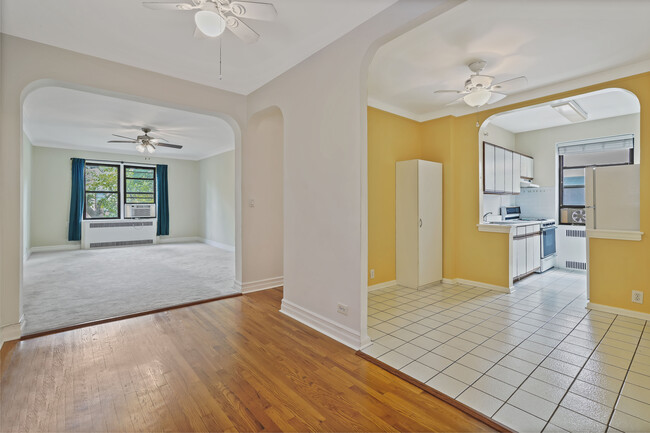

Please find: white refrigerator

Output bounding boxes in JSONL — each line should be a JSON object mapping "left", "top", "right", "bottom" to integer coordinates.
{"left": 584, "top": 164, "right": 640, "bottom": 231}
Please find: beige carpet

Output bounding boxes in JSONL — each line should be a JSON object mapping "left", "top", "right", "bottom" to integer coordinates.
{"left": 23, "top": 242, "right": 236, "bottom": 334}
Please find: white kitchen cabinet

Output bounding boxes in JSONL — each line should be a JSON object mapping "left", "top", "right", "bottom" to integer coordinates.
{"left": 495, "top": 147, "right": 505, "bottom": 193}
{"left": 521, "top": 155, "right": 534, "bottom": 179}
{"left": 513, "top": 153, "right": 521, "bottom": 194}
{"left": 396, "top": 159, "right": 443, "bottom": 289}
{"left": 504, "top": 150, "right": 513, "bottom": 193}
{"left": 513, "top": 224, "right": 541, "bottom": 281}
{"left": 484, "top": 143, "right": 495, "bottom": 192}
{"left": 483, "top": 143, "right": 531, "bottom": 195}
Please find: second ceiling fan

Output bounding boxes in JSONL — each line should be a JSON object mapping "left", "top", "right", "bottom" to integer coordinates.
{"left": 143, "top": 0, "right": 277, "bottom": 44}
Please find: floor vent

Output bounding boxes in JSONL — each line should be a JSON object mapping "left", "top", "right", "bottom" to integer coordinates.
{"left": 89, "top": 239, "right": 154, "bottom": 248}
{"left": 89, "top": 221, "right": 154, "bottom": 229}
{"left": 566, "top": 229, "right": 586, "bottom": 238}
{"left": 566, "top": 260, "right": 587, "bottom": 270}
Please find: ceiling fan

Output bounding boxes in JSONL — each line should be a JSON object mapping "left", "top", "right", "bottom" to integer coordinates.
{"left": 435, "top": 60, "right": 528, "bottom": 108}
{"left": 142, "top": 0, "right": 277, "bottom": 44}
{"left": 107, "top": 128, "right": 183, "bottom": 154}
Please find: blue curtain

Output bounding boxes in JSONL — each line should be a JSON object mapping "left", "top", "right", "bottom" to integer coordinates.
{"left": 68, "top": 158, "right": 85, "bottom": 241}
{"left": 157, "top": 164, "right": 170, "bottom": 236}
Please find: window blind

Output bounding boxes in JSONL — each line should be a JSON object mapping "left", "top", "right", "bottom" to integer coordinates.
{"left": 557, "top": 134, "right": 634, "bottom": 155}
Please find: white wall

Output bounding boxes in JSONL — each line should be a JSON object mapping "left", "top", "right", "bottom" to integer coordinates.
{"left": 22, "top": 134, "right": 33, "bottom": 259}
{"left": 199, "top": 150, "right": 235, "bottom": 249}
{"left": 515, "top": 113, "right": 640, "bottom": 187}
{"left": 246, "top": 1, "right": 459, "bottom": 348}
{"left": 1, "top": 33, "right": 246, "bottom": 339}
{"left": 30, "top": 146, "right": 201, "bottom": 248}
{"left": 242, "top": 107, "right": 283, "bottom": 287}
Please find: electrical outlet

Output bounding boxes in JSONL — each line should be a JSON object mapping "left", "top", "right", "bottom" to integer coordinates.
{"left": 632, "top": 290, "right": 644, "bottom": 304}
{"left": 337, "top": 303, "right": 349, "bottom": 315}
{"left": 370, "top": 269, "right": 375, "bottom": 279}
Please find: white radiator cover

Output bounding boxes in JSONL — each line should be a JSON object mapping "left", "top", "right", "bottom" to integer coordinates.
{"left": 556, "top": 226, "right": 586, "bottom": 270}
{"left": 82, "top": 220, "right": 157, "bottom": 249}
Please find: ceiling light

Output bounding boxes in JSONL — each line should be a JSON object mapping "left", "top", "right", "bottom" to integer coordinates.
{"left": 194, "top": 9, "right": 226, "bottom": 37}
{"left": 136, "top": 143, "right": 146, "bottom": 153}
{"left": 463, "top": 89, "right": 491, "bottom": 108}
{"left": 552, "top": 100, "right": 588, "bottom": 122}
{"left": 146, "top": 143, "right": 155, "bottom": 154}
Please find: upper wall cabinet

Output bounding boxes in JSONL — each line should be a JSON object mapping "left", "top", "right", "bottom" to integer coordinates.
{"left": 483, "top": 142, "right": 532, "bottom": 194}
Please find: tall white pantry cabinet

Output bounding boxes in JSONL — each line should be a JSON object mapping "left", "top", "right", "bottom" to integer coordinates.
{"left": 396, "top": 160, "right": 443, "bottom": 289}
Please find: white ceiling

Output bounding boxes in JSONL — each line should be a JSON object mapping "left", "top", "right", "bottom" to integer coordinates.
{"left": 488, "top": 88, "right": 641, "bottom": 134}
{"left": 368, "top": 0, "right": 650, "bottom": 121}
{"left": 1, "top": 0, "right": 397, "bottom": 95}
{"left": 23, "top": 86, "right": 235, "bottom": 160}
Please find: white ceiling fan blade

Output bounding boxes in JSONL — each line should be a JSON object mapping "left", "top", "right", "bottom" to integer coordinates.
{"left": 434, "top": 89, "right": 462, "bottom": 94}
{"left": 491, "top": 76, "right": 528, "bottom": 93}
{"left": 193, "top": 26, "right": 209, "bottom": 39}
{"left": 229, "top": 1, "right": 277, "bottom": 21}
{"left": 142, "top": 1, "right": 197, "bottom": 10}
{"left": 226, "top": 16, "right": 260, "bottom": 44}
{"left": 487, "top": 92, "right": 507, "bottom": 105}
{"left": 446, "top": 95, "right": 467, "bottom": 106}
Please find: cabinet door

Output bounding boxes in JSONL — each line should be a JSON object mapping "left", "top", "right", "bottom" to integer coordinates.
{"left": 528, "top": 157, "right": 534, "bottom": 179}
{"left": 495, "top": 147, "right": 505, "bottom": 192}
{"left": 526, "top": 234, "right": 536, "bottom": 273}
{"left": 513, "top": 153, "right": 521, "bottom": 194}
{"left": 504, "top": 150, "right": 513, "bottom": 193}
{"left": 484, "top": 144, "right": 495, "bottom": 192}
{"left": 532, "top": 234, "right": 541, "bottom": 270}
{"left": 515, "top": 238, "right": 527, "bottom": 277}
{"left": 418, "top": 161, "right": 443, "bottom": 286}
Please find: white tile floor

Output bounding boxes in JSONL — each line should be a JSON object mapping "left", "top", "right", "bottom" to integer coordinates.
{"left": 364, "top": 269, "right": 650, "bottom": 433}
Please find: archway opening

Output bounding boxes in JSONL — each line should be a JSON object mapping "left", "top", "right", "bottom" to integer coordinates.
{"left": 21, "top": 82, "right": 242, "bottom": 335}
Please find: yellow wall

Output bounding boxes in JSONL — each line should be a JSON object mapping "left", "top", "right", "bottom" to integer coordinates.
{"left": 369, "top": 72, "right": 650, "bottom": 315}
{"left": 368, "top": 107, "right": 421, "bottom": 285}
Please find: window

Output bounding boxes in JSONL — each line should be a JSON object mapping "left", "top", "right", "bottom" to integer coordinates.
{"left": 84, "top": 164, "right": 120, "bottom": 219}
{"left": 558, "top": 135, "right": 634, "bottom": 225}
{"left": 124, "top": 166, "right": 156, "bottom": 205}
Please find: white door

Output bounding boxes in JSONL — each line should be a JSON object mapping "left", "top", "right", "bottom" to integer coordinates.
{"left": 484, "top": 144, "right": 495, "bottom": 192}
{"left": 532, "top": 234, "right": 541, "bottom": 270}
{"left": 515, "top": 238, "right": 527, "bottom": 277}
{"left": 418, "top": 161, "right": 443, "bottom": 286}
{"left": 396, "top": 160, "right": 419, "bottom": 289}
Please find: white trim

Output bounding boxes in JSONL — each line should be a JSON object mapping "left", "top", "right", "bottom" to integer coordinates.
{"left": 233, "top": 280, "right": 243, "bottom": 292}
{"left": 477, "top": 223, "right": 512, "bottom": 233}
{"left": 442, "top": 277, "right": 511, "bottom": 294}
{"left": 0, "top": 318, "right": 23, "bottom": 349}
{"left": 30, "top": 243, "right": 81, "bottom": 253}
{"left": 587, "top": 302, "right": 650, "bottom": 322}
{"left": 586, "top": 229, "right": 643, "bottom": 241}
{"left": 367, "top": 98, "right": 420, "bottom": 122}
{"left": 24, "top": 250, "right": 31, "bottom": 262}
{"left": 280, "top": 299, "right": 369, "bottom": 350}
{"left": 368, "top": 280, "right": 397, "bottom": 292}
{"left": 241, "top": 277, "right": 283, "bottom": 294}
{"left": 157, "top": 236, "right": 202, "bottom": 244}
{"left": 201, "top": 238, "right": 235, "bottom": 252}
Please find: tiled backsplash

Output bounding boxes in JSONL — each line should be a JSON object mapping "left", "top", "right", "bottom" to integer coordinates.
{"left": 516, "top": 187, "right": 555, "bottom": 219}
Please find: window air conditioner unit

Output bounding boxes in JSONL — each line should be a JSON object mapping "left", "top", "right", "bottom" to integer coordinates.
{"left": 125, "top": 204, "right": 156, "bottom": 218}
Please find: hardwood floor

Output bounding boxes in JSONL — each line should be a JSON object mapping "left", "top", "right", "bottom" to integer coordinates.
{"left": 1, "top": 288, "right": 494, "bottom": 432}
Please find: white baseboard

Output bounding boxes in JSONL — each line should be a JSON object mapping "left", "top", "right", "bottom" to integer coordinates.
{"left": 241, "top": 277, "right": 283, "bottom": 294}
{"left": 587, "top": 302, "right": 650, "bottom": 322}
{"left": 30, "top": 243, "right": 81, "bottom": 254}
{"left": 0, "top": 317, "right": 24, "bottom": 349}
{"left": 368, "top": 280, "right": 397, "bottom": 292}
{"left": 442, "top": 278, "right": 511, "bottom": 294}
{"left": 201, "top": 238, "right": 235, "bottom": 252}
{"left": 157, "top": 236, "right": 202, "bottom": 244}
{"left": 233, "top": 280, "right": 243, "bottom": 292}
{"left": 280, "top": 299, "right": 369, "bottom": 350}
{"left": 24, "top": 250, "right": 31, "bottom": 262}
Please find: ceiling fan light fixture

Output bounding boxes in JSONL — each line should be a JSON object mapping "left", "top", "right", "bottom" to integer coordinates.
{"left": 146, "top": 143, "right": 156, "bottom": 153}
{"left": 194, "top": 9, "right": 226, "bottom": 37}
{"left": 136, "top": 143, "right": 146, "bottom": 153}
{"left": 464, "top": 89, "right": 491, "bottom": 108}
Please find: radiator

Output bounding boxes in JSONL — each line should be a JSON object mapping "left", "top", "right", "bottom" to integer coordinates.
{"left": 556, "top": 226, "right": 587, "bottom": 271}
{"left": 82, "top": 220, "right": 157, "bottom": 249}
